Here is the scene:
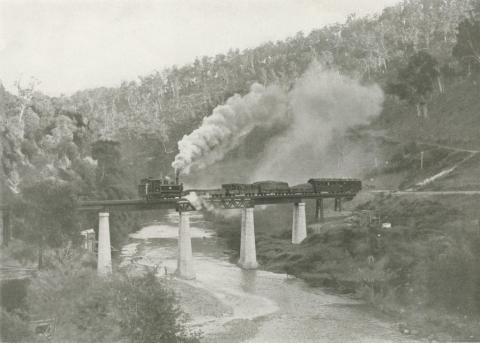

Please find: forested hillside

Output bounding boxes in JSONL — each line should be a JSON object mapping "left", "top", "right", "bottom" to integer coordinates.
{"left": 2, "top": 1, "right": 480, "bottom": 340}
{"left": 1, "top": 0, "right": 480, "bottom": 248}
{"left": 2, "top": 0, "right": 479, "bottom": 197}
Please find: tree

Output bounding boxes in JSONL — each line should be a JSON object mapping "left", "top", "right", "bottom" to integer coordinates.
{"left": 113, "top": 272, "right": 199, "bottom": 343}
{"left": 91, "top": 140, "right": 126, "bottom": 199}
{"left": 14, "top": 180, "right": 80, "bottom": 268}
{"left": 453, "top": 7, "right": 480, "bottom": 75}
{"left": 90, "top": 139, "right": 139, "bottom": 248}
{"left": 386, "top": 51, "right": 440, "bottom": 118}
{"left": 28, "top": 264, "right": 200, "bottom": 343}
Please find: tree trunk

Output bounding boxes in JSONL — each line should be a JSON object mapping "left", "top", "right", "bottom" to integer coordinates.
{"left": 38, "top": 241, "right": 44, "bottom": 269}
{"left": 437, "top": 76, "right": 444, "bottom": 94}
{"left": 422, "top": 103, "right": 428, "bottom": 119}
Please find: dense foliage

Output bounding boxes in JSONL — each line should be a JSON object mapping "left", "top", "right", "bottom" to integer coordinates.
{"left": 453, "top": 2, "right": 480, "bottom": 73}
{"left": 12, "top": 180, "right": 80, "bottom": 268}
{"left": 1, "top": 0, "right": 478, "bottom": 198}
{"left": 2, "top": 0, "right": 480, "bottom": 340}
{"left": 1, "top": 251, "right": 199, "bottom": 343}
{"left": 386, "top": 51, "right": 440, "bottom": 117}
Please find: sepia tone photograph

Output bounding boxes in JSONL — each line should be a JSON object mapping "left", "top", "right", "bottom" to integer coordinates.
{"left": 1, "top": 0, "right": 480, "bottom": 342}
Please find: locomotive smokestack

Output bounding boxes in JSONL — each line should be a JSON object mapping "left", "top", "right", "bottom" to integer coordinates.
{"left": 175, "top": 168, "right": 180, "bottom": 184}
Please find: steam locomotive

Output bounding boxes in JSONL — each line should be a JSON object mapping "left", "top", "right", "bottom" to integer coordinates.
{"left": 138, "top": 177, "right": 183, "bottom": 200}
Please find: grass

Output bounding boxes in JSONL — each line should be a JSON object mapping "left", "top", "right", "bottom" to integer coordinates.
{"left": 210, "top": 194, "right": 480, "bottom": 341}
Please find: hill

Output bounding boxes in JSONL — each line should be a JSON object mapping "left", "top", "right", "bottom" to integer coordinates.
{"left": 2, "top": 1, "right": 480, "bottom": 341}
{"left": 2, "top": 0, "right": 479, "bottom": 194}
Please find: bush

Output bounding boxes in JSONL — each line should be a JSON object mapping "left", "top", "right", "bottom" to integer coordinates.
{"left": 0, "top": 309, "right": 33, "bottom": 342}
{"left": 113, "top": 272, "right": 199, "bottom": 343}
{"left": 26, "top": 251, "right": 199, "bottom": 343}
{"left": 0, "top": 239, "right": 38, "bottom": 265}
{"left": 425, "top": 238, "right": 480, "bottom": 314}
{"left": 1, "top": 279, "right": 29, "bottom": 312}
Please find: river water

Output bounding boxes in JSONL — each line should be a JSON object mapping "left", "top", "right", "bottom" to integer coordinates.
{"left": 121, "top": 210, "right": 419, "bottom": 343}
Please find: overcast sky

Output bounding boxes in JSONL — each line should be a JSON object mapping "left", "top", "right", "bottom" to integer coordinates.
{"left": 0, "top": 0, "right": 400, "bottom": 96}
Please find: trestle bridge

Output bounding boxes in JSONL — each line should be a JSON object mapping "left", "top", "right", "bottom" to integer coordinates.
{"left": 0, "top": 186, "right": 355, "bottom": 280}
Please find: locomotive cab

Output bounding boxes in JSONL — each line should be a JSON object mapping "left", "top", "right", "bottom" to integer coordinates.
{"left": 138, "top": 176, "right": 183, "bottom": 200}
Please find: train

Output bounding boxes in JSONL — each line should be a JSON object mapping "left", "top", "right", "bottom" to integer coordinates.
{"left": 138, "top": 176, "right": 361, "bottom": 200}
{"left": 211, "top": 178, "right": 361, "bottom": 198}
{"left": 220, "top": 181, "right": 290, "bottom": 197}
{"left": 138, "top": 177, "right": 183, "bottom": 200}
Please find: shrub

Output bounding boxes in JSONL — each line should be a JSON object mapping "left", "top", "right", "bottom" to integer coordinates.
{"left": 112, "top": 272, "right": 200, "bottom": 343}
{"left": 0, "top": 239, "right": 38, "bottom": 265}
{"left": 26, "top": 251, "right": 199, "bottom": 343}
{"left": 0, "top": 309, "right": 33, "bottom": 342}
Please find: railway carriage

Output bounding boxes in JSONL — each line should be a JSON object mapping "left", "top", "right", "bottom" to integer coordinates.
{"left": 252, "top": 181, "right": 290, "bottom": 195}
{"left": 290, "top": 183, "right": 314, "bottom": 194}
{"left": 307, "top": 178, "right": 361, "bottom": 195}
{"left": 221, "top": 183, "right": 258, "bottom": 196}
{"left": 206, "top": 189, "right": 225, "bottom": 198}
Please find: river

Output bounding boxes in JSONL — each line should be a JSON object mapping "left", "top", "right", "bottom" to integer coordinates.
{"left": 121, "top": 210, "right": 419, "bottom": 343}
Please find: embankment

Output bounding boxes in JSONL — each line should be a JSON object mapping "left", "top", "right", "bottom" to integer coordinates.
{"left": 209, "top": 196, "right": 480, "bottom": 342}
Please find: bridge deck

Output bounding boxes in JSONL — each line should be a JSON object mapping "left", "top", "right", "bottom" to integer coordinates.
{"left": 78, "top": 192, "right": 355, "bottom": 211}
{"left": 78, "top": 198, "right": 178, "bottom": 211}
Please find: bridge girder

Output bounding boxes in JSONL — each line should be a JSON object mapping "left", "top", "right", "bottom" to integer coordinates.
{"left": 211, "top": 197, "right": 254, "bottom": 209}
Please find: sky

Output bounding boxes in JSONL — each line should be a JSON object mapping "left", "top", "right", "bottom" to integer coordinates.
{"left": 0, "top": 0, "right": 400, "bottom": 96}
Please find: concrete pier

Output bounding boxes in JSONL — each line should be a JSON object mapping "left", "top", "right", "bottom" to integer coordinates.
{"left": 177, "top": 211, "right": 195, "bottom": 279}
{"left": 238, "top": 208, "right": 246, "bottom": 266}
{"left": 334, "top": 198, "right": 343, "bottom": 212}
{"left": 292, "top": 202, "right": 307, "bottom": 244}
{"left": 0, "top": 209, "right": 5, "bottom": 246}
{"left": 97, "top": 212, "right": 112, "bottom": 276}
{"left": 1, "top": 210, "right": 11, "bottom": 246}
{"left": 238, "top": 207, "right": 258, "bottom": 269}
{"left": 315, "top": 199, "right": 324, "bottom": 222}
{"left": 0, "top": 209, "right": 4, "bottom": 246}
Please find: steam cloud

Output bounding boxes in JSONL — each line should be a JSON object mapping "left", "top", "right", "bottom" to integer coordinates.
{"left": 172, "top": 63, "right": 384, "bottom": 182}
{"left": 172, "top": 83, "right": 288, "bottom": 174}
{"left": 253, "top": 63, "right": 384, "bottom": 183}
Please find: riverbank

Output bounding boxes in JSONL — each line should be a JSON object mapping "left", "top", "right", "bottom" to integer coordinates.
{"left": 119, "top": 213, "right": 279, "bottom": 342}
{"left": 120, "top": 210, "right": 428, "bottom": 342}
{"left": 209, "top": 197, "right": 480, "bottom": 342}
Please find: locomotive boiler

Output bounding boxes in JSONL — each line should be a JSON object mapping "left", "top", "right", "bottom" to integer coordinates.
{"left": 138, "top": 176, "right": 183, "bottom": 200}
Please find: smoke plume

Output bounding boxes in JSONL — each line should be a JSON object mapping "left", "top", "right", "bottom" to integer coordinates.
{"left": 252, "top": 63, "right": 384, "bottom": 183}
{"left": 172, "top": 83, "right": 288, "bottom": 174}
{"left": 172, "top": 63, "right": 384, "bottom": 183}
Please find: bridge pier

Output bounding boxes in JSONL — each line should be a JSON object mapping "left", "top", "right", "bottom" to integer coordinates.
{"left": 238, "top": 207, "right": 258, "bottom": 269}
{"left": 177, "top": 211, "right": 195, "bottom": 279}
{"left": 315, "top": 199, "right": 324, "bottom": 222}
{"left": 238, "top": 208, "right": 246, "bottom": 265}
{"left": 0, "top": 209, "right": 4, "bottom": 246}
{"left": 292, "top": 202, "right": 307, "bottom": 244}
{"left": 334, "top": 198, "right": 342, "bottom": 212}
{"left": 97, "top": 212, "right": 112, "bottom": 276}
{"left": 1, "top": 210, "right": 11, "bottom": 246}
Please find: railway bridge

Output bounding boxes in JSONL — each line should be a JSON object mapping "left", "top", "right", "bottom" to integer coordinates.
{"left": 75, "top": 191, "right": 352, "bottom": 279}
